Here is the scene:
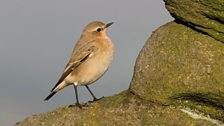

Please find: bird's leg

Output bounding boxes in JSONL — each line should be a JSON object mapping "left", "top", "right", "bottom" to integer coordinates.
{"left": 85, "top": 85, "right": 103, "bottom": 103}
{"left": 73, "top": 85, "right": 82, "bottom": 108}
{"left": 85, "top": 85, "right": 97, "bottom": 101}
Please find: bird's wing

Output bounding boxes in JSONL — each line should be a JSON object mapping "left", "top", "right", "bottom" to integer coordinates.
{"left": 51, "top": 42, "right": 97, "bottom": 92}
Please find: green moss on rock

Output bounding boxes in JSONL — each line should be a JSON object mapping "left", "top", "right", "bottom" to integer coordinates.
{"left": 164, "top": 0, "right": 224, "bottom": 42}
{"left": 130, "top": 21, "right": 224, "bottom": 123}
{"left": 16, "top": 91, "right": 216, "bottom": 126}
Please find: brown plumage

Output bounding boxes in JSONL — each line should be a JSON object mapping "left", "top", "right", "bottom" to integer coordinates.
{"left": 44, "top": 21, "right": 114, "bottom": 107}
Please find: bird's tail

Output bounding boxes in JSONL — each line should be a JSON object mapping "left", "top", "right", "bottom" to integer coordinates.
{"left": 44, "top": 81, "right": 67, "bottom": 101}
{"left": 44, "top": 92, "right": 57, "bottom": 101}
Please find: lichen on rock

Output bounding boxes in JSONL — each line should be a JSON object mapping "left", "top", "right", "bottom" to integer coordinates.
{"left": 16, "top": 91, "right": 217, "bottom": 126}
{"left": 164, "top": 0, "right": 224, "bottom": 42}
{"left": 130, "top": 21, "right": 224, "bottom": 123}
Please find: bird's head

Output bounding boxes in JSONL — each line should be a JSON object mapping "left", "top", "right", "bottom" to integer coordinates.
{"left": 82, "top": 21, "right": 113, "bottom": 38}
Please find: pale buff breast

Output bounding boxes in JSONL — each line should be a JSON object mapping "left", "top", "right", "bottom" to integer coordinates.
{"left": 65, "top": 40, "right": 114, "bottom": 85}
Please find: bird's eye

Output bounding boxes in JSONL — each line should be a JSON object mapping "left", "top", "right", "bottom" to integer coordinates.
{"left": 96, "top": 28, "right": 102, "bottom": 32}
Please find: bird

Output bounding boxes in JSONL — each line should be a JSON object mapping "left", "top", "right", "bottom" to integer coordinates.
{"left": 44, "top": 21, "right": 114, "bottom": 108}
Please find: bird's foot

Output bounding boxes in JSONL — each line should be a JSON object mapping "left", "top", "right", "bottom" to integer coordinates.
{"left": 89, "top": 96, "right": 104, "bottom": 103}
{"left": 68, "top": 103, "right": 88, "bottom": 109}
{"left": 76, "top": 103, "right": 82, "bottom": 109}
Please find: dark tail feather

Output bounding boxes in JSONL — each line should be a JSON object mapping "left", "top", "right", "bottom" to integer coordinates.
{"left": 44, "top": 92, "right": 57, "bottom": 101}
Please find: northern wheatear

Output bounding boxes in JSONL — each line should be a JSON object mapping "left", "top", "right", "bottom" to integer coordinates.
{"left": 44, "top": 21, "right": 114, "bottom": 107}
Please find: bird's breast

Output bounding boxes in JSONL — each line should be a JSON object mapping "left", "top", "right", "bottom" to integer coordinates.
{"left": 69, "top": 50, "right": 114, "bottom": 85}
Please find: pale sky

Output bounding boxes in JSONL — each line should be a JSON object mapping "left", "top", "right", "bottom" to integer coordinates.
{"left": 0, "top": 0, "right": 173, "bottom": 125}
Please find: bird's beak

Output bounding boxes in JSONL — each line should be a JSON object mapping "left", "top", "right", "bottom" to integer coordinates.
{"left": 105, "top": 22, "right": 114, "bottom": 29}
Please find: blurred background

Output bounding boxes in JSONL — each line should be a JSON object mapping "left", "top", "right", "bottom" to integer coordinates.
{"left": 0, "top": 0, "right": 173, "bottom": 125}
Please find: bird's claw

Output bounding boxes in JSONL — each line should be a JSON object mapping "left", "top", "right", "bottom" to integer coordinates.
{"left": 89, "top": 96, "right": 104, "bottom": 103}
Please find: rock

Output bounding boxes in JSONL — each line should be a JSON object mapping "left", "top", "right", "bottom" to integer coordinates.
{"left": 129, "top": 21, "right": 224, "bottom": 123}
{"left": 164, "top": 0, "right": 224, "bottom": 42}
{"left": 16, "top": 91, "right": 216, "bottom": 126}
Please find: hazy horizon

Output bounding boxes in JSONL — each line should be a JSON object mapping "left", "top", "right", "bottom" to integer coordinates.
{"left": 0, "top": 1, "right": 173, "bottom": 125}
